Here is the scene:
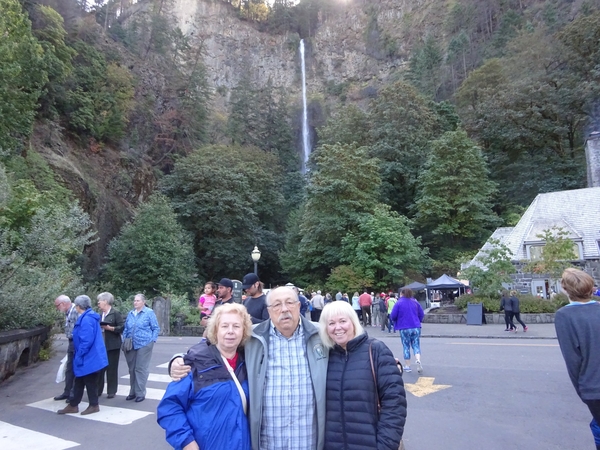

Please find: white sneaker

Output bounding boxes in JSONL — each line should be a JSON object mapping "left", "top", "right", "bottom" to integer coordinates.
{"left": 416, "top": 360, "right": 423, "bottom": 374}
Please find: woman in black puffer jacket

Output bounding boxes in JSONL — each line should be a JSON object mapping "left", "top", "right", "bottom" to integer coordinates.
{"left": 319, "top": 301, "right": 407, "bottom": 450}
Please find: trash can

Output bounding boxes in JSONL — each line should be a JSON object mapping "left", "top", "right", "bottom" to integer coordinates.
{"left": 467, "top": 302, "right": 483, "bottom": 325}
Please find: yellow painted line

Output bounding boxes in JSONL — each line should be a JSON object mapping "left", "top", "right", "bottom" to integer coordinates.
{"left": 405, "top": 377, "right": 451, "bottom": 397}
{"left": 448, "top": 342, "right": 558, "bottom": 347}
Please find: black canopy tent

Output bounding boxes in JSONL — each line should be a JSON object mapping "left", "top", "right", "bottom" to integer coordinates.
{"left": 400, "top": 281, "right": 427, "bottom": 291}
{"left": 426, "top": 274, "right": 468, "bottom": 301}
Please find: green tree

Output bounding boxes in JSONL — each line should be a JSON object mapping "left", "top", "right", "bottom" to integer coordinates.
{"left": 281, "top": 142, "right": 380, "bottom": 283}
{"left": 28, "top": 4, "right": 75, "bottom": 119}
{"left": 160, "top": 145, "right": 286, "bottom": 282}
{"left": 319, "top": 104, "right": 371, "bottom": 147}
{"left": 0, "top": 199, "right": 94, "bottom": 331}
{"left": 60, "top": 40, "right": 135, "bottom": 143}
{"left": 456, "top": 31, "right": 587, "bottom": 207}
{"left": 461, "top": 238, "right": 515, "bottom": 298}
{"left": 524, "top": 227, "right": 578, "bottom": 284}
{"left": 0, "top": 0, "right": 47, "bottom": 154}
{"left": 409, "top": 34, "right": 443, "bottom": 98}
{"left": 414, "top": 130, "right": 499, "bottom": 257}
{"left": 341, "top": 204, "right": 427, "bottom": 290}
{"left": 325, "top": 265, "right": 373, "bottom": 295}
{"left": 105, "top": 194, "right": 196, "bottom": 297}
{"left": 369, "top": 81, "right": 438, "bottom": 214}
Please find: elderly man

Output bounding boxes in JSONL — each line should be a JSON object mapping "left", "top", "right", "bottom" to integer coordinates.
{"left": 170, "top": 286, "right": 328, "bottom": 450}
{"left": 53, "top": 295, "right": 79, "bottom": 402}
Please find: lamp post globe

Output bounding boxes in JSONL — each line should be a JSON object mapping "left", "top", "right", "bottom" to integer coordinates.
{"left": 251, "top": 246, "right": 261, "bottom": 275}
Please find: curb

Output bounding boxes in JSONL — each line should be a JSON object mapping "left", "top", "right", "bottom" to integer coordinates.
{"left": 420, "top": 334, "right": 557, "bottom": 340}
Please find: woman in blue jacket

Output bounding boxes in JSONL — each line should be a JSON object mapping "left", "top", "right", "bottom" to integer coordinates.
{"left": 319, "top": 301, "right": 406, "bottom": 450}
{"left": 122, "top": 293, "right": 160, "bottom": 402}
{"left": 57, "top": 295, "right": 108, "bottom": 416}
{"left": 158, "top": 303, "right": 252, "bottom": 450}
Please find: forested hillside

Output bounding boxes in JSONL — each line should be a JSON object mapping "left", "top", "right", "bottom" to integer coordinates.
{"left": 1, "top": 0, "right": 599, "bottom": 329}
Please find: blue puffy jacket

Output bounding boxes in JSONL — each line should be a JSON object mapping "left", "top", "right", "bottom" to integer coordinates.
{"left": 325, "top": 333, "right": 406, "bottom": 450}
{"left": 157, "top": 340, "right": 250, "bottom": 450}
{"left": 72, "top": 308, "right": 108, "bottom": 377}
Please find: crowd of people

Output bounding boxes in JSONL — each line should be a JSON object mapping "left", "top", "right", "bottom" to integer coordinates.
{"left": 53, "top": 292, "right": 159, "bottom": 415}
{"left": 163, "top": 284, "right": 409, "bottom": 450}
{"left": 154, "top": 273, "right": 431, "bottom": 450}
{"left": 52, "top": 266, "right": 600, "bottom": 449}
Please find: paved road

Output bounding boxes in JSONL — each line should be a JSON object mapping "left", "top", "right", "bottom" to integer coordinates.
{"left": 0, "top": 328, "right": 590, "bottom": 450}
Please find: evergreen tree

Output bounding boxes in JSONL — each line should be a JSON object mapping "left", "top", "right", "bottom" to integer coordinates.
{"left": 0, "top": 0, "right": 47, "bottom": 154}
{"left": 281, "top": 142, "right": 380, "bottom": 283}
{"left": 160, "top": 145, "right": 286, "bottom": 282}
{"left": 341, "top": 204, "right": 427, "bottom": 290}
{"left": 105, "top": 194, "right": 196, "bottom": 297}
{"left": 369, "top": 81, "right": 438, "bottom": 215}
{"left": 414, "top": 130, "right": 499, "bottom": 258}
{"left": 319, "top": 104, "right": 371, "bottom": 147}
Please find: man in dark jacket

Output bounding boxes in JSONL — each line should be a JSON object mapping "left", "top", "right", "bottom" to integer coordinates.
{"left": 242, "top": 273, "right": 269, "bottom": 324}
{"left": 500, "top": 292, "right": 515, "bottom": 331}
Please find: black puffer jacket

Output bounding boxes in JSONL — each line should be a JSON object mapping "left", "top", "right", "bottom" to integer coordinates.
{"left": 324, "top": 333, "right": 407, "bottom": 450}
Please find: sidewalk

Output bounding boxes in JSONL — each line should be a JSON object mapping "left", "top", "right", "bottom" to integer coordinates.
{"left": 370, "top": 322, "right": 557, "bottom": 339}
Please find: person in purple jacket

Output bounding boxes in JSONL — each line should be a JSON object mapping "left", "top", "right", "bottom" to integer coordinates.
{"left": 390, "top": 288, "right": 425, "bottom": 374}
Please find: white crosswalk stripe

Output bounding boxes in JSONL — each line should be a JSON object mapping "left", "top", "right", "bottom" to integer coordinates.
{"left": 12, "top": 359, "right": 173, "bottom": 447}
{"left": 121, "top": 373, "right": 172, "bottom": 383}
{"left": 27, "top": 398, "right": 154, "bottom": 425}
{"left": 0, "top": 420, "right": 79, "bottom": 450}
{"left": 115, "top": 384, "right": 167, "bottom": 401}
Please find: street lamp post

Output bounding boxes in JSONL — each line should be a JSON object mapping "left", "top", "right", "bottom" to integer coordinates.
{"left": 251, "top": 245, "right": 261, "bottom": 275}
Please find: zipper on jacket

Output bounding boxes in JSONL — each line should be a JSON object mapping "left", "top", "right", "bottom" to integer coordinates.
{"left": 341, "top": 350, "right": 349, "bottom": 450}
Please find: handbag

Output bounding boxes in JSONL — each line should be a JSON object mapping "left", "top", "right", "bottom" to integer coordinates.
{"left": 369, "top": 342, "right": 406, "bottom": 450}
{"left": 121, "top": 337, "right": 133, "bottom": 352}
{"left": 122, "top": 311, "right": 137, "bottom": 352}
{"left": 55, "top": 354, "right": 68, "bottom": 383}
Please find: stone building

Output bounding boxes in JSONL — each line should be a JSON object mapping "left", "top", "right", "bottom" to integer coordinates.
{"left": 465, "top": 133, "right": 600, "bottom": 297}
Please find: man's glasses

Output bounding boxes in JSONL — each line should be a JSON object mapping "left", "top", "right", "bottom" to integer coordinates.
{"left": 267, "top": 300, "right": 298, "bottom": 311}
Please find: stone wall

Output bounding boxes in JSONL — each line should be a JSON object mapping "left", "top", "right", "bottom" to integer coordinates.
{"left": 509, "top": 260, "right": 598, "bottom": 295}
{"left": 0, "top": 327, "right": 50, "bottom": 382}
{"left": 423, "top": 313, "right": 555, "bottom": 324}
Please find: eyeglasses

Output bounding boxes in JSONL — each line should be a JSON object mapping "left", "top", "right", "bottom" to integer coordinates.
{"left": 267, "top": 300, "right": 298, "bottom": 311}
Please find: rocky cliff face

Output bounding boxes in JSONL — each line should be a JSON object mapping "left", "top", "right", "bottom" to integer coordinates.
{"left": 170, "top": 0, "right": 441, "bottom": 105}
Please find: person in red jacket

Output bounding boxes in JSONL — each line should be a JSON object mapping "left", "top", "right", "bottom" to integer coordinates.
{"left": 358, "top": 289, "right": 373, "bottom": 326}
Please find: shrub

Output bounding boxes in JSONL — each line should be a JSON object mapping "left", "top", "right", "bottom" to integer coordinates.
{"left": 168, "top": 293, "right": 197, "bottom": 328}
{"left": 455, "top": 293, "right": 568, "bottom": 313}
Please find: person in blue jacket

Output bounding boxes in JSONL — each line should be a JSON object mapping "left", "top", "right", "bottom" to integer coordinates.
{"left": 157, "top": 303, "right": 253, "bottom": 450}
{"left": 57, "top": 295, "right": 108, "bottom": 416}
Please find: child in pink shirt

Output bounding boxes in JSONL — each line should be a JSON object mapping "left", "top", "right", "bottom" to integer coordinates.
{"left": 198, "top": 281, "right": 217, "bottom": 320}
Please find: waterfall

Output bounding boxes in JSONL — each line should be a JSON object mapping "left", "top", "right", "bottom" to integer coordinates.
{"left": 300, "top": 39, "right": 310, "bottom": 173}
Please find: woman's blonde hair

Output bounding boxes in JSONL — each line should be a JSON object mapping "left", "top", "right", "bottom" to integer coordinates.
{"left": 560, "top": 268, "right": 594, "bottom": 302}
{"left": 318, "top": 301, "right": 364, "bottom": 349}
{"left": 205, "top": 303, "right": 253, "bottom": 347}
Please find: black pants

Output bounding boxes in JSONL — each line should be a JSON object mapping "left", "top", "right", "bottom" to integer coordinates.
{"left": 97, "top": 349, "right": 120, "bottom": 396}
{"left": 63, "top": 340, "right": 75, "bottom": 398}
{"left": 361, "top": 306, "right": 371, "bottom": 325}
{"left": 510, "top": 312, "right": 526, "bottom": 329}
{"left": 504, "top": 311, "right": 515, "bottom": 329}
{"left": 311, "top": 309, "right": 322, "bottom": 322}
{"left": 71, "top": 371, "right": 100, "bottom": 407}
{"left": 584, "top": 400, "right": 600, "bottom": 449}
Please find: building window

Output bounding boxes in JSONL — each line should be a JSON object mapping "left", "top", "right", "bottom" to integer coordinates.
{"left": 527, "top": 242, "right": 581, "bottom": 260}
